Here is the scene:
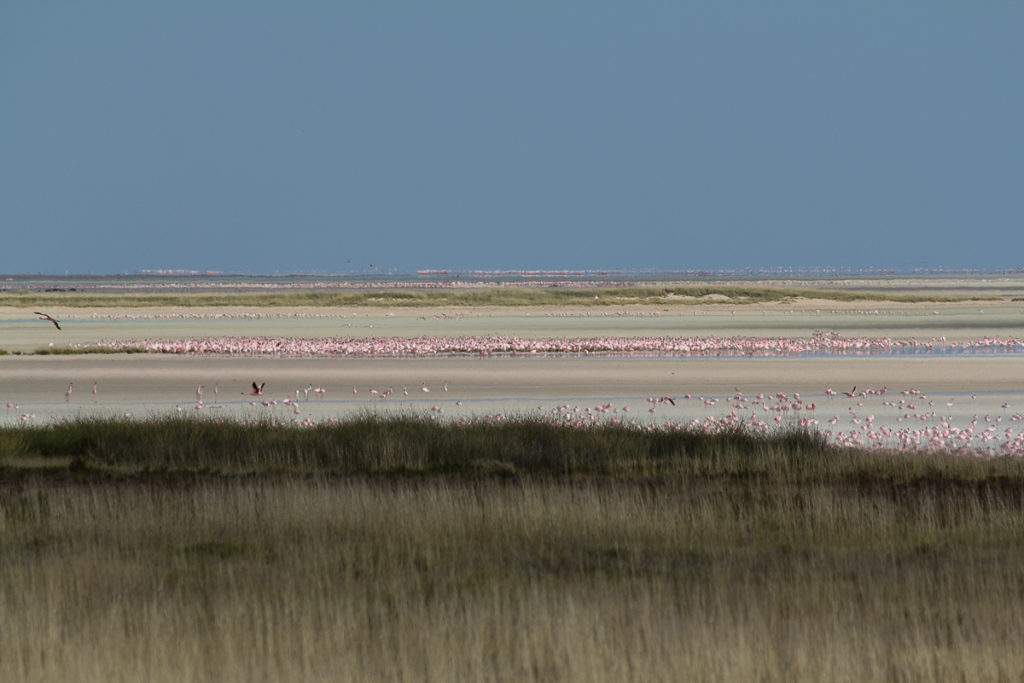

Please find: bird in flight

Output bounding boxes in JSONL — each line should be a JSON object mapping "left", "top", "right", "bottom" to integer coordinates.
{"left": 35, "top": 312, "right": 61, "bottom": 330}
{"left": 247, "top": 382, "right": 266, "bottom": 396}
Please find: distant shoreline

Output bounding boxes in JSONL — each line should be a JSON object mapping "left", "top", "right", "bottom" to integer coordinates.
{"left": 3, "top": 272, "right": 1024, "bottom": 306}
{"left": 7, "top": 266, "right": 1024, "bottom": 278}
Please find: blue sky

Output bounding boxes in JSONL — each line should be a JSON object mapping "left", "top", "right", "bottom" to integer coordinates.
{"left": 3, "top": 2, "right": 1022, "bottom": 275}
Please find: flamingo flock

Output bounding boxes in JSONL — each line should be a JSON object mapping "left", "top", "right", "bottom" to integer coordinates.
{"left": 519, "top": 388, "right": 1024, "bottom": 456}
{"left": 95, "top": 333, "right": 1024, "bottom": 358}
{"left": 7, "top": 377, "right": 1024, "bottom": 456}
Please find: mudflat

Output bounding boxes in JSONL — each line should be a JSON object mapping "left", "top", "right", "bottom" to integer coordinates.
{"left": 2, "top": 354, "right": 1022, "bottom": 403}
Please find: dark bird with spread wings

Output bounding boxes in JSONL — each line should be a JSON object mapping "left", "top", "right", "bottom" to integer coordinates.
{"left": 34, "top": 312, "right": 61, "bottom": 330}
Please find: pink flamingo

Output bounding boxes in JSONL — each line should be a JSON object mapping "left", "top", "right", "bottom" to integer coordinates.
{"left": 244, "top": 382, "right": 265, "bottom": 396}
{"left": 65, "top": 382, "right": 73, "bottom": 401}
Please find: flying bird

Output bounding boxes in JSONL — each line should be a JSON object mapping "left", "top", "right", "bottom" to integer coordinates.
{"left": 35, "top": 312, "right": 61, "bottom": 330}
{"left": 248, "top": 382, "right": 266, "bottom": 396}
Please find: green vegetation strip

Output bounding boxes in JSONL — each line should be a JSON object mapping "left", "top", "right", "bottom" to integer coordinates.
{"left": 2, "top": 415, "right": 1022, "bottom": 485}
{"left": 0, "top": 285, "right": 991, "bottom": 308}
{"left": 28, "top": 345, "right": 147, "bottom": 356}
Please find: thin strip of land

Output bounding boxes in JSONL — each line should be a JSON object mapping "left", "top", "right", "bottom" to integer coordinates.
{"left": 0, "top": 284, "right": 1002, "bottom": 309}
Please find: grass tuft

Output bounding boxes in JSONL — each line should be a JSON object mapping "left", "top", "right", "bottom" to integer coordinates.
{"left": 30, "top": 345, "right": 147, "bottom": 355}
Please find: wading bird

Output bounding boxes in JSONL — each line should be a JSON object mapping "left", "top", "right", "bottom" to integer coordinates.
{"left": 35, "top": 312, "right": 61, "bottom": 330}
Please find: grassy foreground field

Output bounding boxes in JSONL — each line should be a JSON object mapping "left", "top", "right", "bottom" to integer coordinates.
{"left": 3, "top": 418, "right": 1024, "bottom": 681}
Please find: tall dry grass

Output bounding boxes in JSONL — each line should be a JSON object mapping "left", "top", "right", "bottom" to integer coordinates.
{"left": 2, "top": 418, "right": 1024, "bottom": 681}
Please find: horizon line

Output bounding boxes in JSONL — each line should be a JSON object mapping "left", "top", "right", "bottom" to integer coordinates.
{"left": 4, "top": 266, "right": 1024, "bottom": 279}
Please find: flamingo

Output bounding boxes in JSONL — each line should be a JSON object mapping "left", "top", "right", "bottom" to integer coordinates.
{"left": 244, "top": 382, "right": 265, "bottom": 396}
{"left": 35, "top": 312, "right": 62, "bottom": 330}
{"left": 65, "top": 382, "right": 73, "bottom": 401}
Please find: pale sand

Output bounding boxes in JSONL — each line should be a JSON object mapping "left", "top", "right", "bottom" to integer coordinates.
{"left": 2, "top": 354, "right": 1021, "bottom": 403}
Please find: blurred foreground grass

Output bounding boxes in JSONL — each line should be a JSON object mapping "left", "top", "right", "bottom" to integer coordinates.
{"left": 3, "top": 417, "right": 1023, "bottom": 681}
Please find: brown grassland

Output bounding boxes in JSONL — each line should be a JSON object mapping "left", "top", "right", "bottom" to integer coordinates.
{"left": 2, "top": 416, "right": 1024, "bottom": 682}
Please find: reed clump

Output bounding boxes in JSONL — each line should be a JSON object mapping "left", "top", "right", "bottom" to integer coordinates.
{"left": 2, "top": 417, "right": 1023, "bottom": 681}
{"left": 30, "top": 345, "right": 148, "bottom": 355}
